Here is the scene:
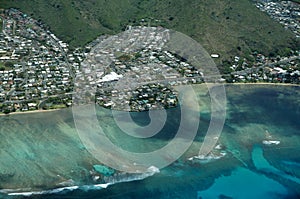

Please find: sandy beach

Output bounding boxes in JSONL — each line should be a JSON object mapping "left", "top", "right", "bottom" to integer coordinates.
{"left": 1, "top": 82, "right": 299, "bottom": 117}
{"left": 227, "top": 82, "right": 300, "bottom": 87}
{"left": 0, "top": 108, "right": 62, "bottom": 117}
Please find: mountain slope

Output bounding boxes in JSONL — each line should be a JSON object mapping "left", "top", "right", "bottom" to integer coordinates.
{"left": 1, "top": 0, "right": 299, "bottom": 63}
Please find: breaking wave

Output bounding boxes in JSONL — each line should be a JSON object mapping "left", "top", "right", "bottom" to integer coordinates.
{"left": 0, "top": 166, "right": 160, "bottom": 197}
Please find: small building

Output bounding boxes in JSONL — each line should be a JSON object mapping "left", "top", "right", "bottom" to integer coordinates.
{"left": 211, "top": 54, "right": 220, "bottom": 58}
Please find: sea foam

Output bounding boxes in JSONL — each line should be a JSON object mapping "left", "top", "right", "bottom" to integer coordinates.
{"left": 2, "top": 166, "right": 160, "bottom": 197}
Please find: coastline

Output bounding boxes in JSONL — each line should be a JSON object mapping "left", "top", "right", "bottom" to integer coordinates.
{"left": 1, "top": 82, "right": 299, "bottom": 117}
{"left": 0, "top": 108, "right": 63, "bottom": 117}
{"left": 226, "top": 82, "right": 300, "bottom": 87}
{"left": 0, "top": 84, "right": 299, "bottom": 198}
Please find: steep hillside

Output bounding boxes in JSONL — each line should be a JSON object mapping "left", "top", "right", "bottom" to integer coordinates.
{"left": 1, "top": 0, "right": 299, "bottom": 64}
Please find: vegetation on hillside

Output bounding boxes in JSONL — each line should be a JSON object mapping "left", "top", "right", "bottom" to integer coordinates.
{"left": 1, "top": 0, "right": 299, "bottom": 66}
{"left": 290, "top": 0, "right": 300, "bottom": 3}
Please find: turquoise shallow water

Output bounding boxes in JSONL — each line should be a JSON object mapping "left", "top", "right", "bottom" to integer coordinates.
{"left": 0, "top": 84, "right": 300, "bottom": 198}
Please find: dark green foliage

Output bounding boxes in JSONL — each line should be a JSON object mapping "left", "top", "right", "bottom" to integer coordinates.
{"left": 1, "top": 0, "right": 299, "bottom": 62}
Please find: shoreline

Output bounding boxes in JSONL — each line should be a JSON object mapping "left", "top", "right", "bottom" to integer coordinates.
{"left": 0, "top": 82, "right": 298, "bottom": 116}
{"left": 225, "top": 82, "right": 300, "bottom": 87}
{"left": 0, "top": 108, "right": 63, "bottom": 117}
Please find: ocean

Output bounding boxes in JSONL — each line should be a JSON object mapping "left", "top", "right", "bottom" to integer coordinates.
{"left": 0, "top": 84, "right": 299, "bottom": 199}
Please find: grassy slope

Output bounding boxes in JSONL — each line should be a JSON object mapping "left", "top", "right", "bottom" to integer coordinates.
{"left": 291, "top": 0, "right": 300, "bottom": 3}
{"left": 0, "top": 0, "right": 299, "bottom": 63}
